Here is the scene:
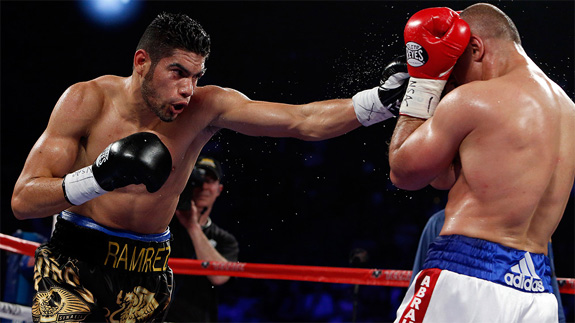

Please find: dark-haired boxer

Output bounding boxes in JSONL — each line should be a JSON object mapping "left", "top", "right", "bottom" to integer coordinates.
{"left": 12, "top": 12, "right": 408, "bottom": 322}
{"left": 389, "top": 4, "right": 574, "bottom": 322}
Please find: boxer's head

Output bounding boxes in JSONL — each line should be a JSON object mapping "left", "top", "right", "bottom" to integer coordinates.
{"left": 136, "top": 12, "right": 211, "bottom": 69}
{"left": 452, "top": 3, "right": 521, "bottom": 85}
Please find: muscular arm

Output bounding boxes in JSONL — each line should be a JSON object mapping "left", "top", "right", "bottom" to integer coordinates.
{"left": 12, "top": 83, "right": 96, "bottom": 219}
{"left": 388, "top": 116, "right": 436, "bottom": 190}
{"left": 388, "top": 91, "right": 471, "bottom": 190}
{"left": 208, "top": 87, "right": 362, "bottom": 141}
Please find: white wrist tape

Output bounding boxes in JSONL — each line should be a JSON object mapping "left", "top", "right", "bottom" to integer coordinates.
{"left": 352, "top": 87, "right": 396, "bottom": 126}
{"left": 399, "top": 77, "right": 446, "bottom": 119}
{"left": 63, "top": 165, "right": 107, "bottom": 205}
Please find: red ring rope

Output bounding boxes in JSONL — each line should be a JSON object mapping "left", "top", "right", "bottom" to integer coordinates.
{"left": 1, "top": 233, "right": 573, "bottom": 294}
{"left": 170, "top": 258, "right": 411, "bottom": 287}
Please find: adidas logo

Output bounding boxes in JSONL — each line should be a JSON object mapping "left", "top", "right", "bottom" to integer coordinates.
{"left": 504, "top": 252, "right": 545, "bottom": 292}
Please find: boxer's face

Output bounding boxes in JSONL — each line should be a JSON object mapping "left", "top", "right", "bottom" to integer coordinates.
{"left": 142, "top": 49, "right": 206, "bottom": 122}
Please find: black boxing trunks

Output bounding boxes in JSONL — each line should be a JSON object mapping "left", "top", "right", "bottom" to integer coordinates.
{"left": 32, "top": 211, "right": 173, "bottom": 322}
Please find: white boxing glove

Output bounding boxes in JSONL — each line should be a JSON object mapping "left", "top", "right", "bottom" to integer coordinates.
{"left": 352, "top": 56, "right": 410, "bottom": 126}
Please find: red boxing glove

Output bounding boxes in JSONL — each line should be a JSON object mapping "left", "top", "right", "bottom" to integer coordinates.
{"left": 399, "top": 7, "right": 470, "bottom": 119}
{"left": 405, "top": 7, "right": 470, "bottom": 79}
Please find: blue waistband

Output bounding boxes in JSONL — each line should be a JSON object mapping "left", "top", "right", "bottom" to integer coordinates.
{"left": 422, "top": 235, "right": 552, "bottom": 293}
{"left": 60, "top": 210, "right": 171, "bottom": 242}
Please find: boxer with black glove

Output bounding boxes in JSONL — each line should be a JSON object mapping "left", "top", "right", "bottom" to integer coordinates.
{"left": 352, "top": 56, "right": 410, "bottom": 126}
{"left": 62, "top": 132, "right": 172, "bottom": 205}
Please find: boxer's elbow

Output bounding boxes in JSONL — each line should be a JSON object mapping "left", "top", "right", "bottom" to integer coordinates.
{"left": 389, "top": 169, "right": 429, "bottom": 191}
{"left": 389, "top": 171, "right": 415, "bottom": 190}
{"left": 389, "top": 154, "right": 415, "bottom": 190}
{"left": 11, "top": 193, "right": 32, "bottom": 220}
{"left": 389, "top": 151, "right": 434, "bottom": 190}
{"left": 11, "top": 186, "right": 46, "bottom": 220}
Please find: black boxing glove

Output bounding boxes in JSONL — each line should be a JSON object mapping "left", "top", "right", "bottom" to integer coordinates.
{"left": 63, "top": 132, "right": 172, "bottom": 205}
{"left": 352, "top": 56, "right": 409, "bottom": 126}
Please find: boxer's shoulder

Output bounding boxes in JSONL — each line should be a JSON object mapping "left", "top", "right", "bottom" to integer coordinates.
{"left": 59, "top": 77, "right": 117, "bottom": 109}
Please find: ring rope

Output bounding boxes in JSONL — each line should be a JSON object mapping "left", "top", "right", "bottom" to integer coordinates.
{"left": 170, "top": 258, "right": 411, "bottom": 287}
{"left": 1, "top": 233, "right": 573, "bottom": 294}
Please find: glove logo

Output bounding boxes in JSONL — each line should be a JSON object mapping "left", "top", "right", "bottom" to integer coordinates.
{"left": 95, "top": 145, "right": 111, "bottom": 167}
{"left": 405, "top": 42, "right": 428, "bottom": 67}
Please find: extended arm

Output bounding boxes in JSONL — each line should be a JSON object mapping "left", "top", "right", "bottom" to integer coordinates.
{"left": 209, "top": 58, "right": 409, "bottom": 140}
{"left": 210, "top": 88, "right": 360, "bottom": 141}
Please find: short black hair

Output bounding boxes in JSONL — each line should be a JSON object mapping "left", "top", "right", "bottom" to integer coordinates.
{"left": 136, "top": 12, "right": 211, "bottom": 65}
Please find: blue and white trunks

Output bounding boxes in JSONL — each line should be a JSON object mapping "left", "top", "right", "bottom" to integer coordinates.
{"left": 395, "top": 235, "right": 558, "bottom": 323}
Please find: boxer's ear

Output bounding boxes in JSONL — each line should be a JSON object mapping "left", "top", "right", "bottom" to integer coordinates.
{"left": 134, "top": 49, "right": 150, "bottom": 76}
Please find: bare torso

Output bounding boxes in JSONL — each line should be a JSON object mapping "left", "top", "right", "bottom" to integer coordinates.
{"left": 12, "top": 62, "right": 359, "bottom": 235}
{"left": 440, "top": 63, "right": 575, "bottom": 254}
{"left": 12, "top": 45, "right": 359, "bottom": 237}
{"left": 67, "top": 77, "right": 224, "bottom": 234}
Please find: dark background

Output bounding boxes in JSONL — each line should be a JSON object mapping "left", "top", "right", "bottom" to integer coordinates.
{"left": 1, "top": 1, "right": 573, "bottom": 322}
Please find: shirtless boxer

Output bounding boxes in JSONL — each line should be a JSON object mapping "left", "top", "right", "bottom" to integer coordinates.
{"left": 389, "top": 4, "right": 575, "bottom": 323}
{"left": 11, "top": 12, "right": 407, "bottom": 322}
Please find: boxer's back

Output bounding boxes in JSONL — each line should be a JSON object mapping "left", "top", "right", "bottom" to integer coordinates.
{"left": 442, "top": 62, "right": 575, "bottom": 254}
